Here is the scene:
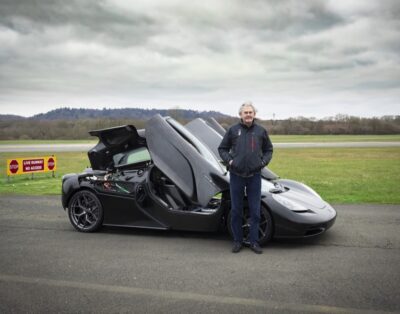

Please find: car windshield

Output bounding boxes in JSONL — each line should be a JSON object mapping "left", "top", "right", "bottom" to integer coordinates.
{"left": 113, "top": 147, "right": 151, "bottom": 167}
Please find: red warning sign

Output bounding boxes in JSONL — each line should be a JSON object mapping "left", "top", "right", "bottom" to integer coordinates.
{"left": 9, "top": 159, "right": 19, "bottom": 174}
{"left": 48, "top": 157, "right": 55, "bottom": 170}
{"left": 23, "top": 159, "right": 44, "bottom": 172}
{"left": 7, "top": 156, "right": 57, "bottom": 176}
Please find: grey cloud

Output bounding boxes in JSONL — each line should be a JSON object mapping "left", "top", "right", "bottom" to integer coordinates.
{"left": 350, "top": 79, "right": 400, "bottom": 90}
{"left": 0, "top": 0, "right": 398, "bottom": 118}
{"left": 288, "top": 40, "right": 333, "bottom": 53}
{"left": 287, "top": 54, "right": 377, "bottom": 73}
{"left": 0, "top": 0, "right": 160, "bottom": 47}
{"left": 341, "top": 46, "right": 369, "bottom": 56}
{"left": 232, "top": 1, "right": 344, "bottom": 37}
{"left": 371, "top": 0, "right": 400, "bottom": 19}
{"left": 353, "top": 59, "right": 376, "bottom": 67}
{"left": 308, "top": 61, "right": 355, "bottom": 72}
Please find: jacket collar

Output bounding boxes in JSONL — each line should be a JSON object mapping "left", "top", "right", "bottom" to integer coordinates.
{"left": 240, "top": 119, "right": 256, "bottom": 129}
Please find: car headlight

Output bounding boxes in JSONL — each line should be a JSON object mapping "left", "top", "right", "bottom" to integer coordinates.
{"left": 272, "top": 194, "right": 309, "bottom": 212}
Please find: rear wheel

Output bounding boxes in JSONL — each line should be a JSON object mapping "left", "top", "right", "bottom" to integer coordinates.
{"left": 227, "top": 205, "right": 273, "bottom": 245}
{"left": 68, "top": 190, "right": 103, "bottom": 232}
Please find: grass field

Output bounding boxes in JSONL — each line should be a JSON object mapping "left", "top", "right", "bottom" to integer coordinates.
{"left": 0, "top": 151, "right": 89, "bottom": 195}
{"left": 1, "top": 147, "right": 399, "bottom": 204}
{"left": 268, "top": 147, "right": 400, "bottom": 204}
{"left": 269, "top": 134, "right": 400, "bottom": 142}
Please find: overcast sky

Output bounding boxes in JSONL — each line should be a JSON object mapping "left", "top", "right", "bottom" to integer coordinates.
{"left": 0, "top": 0, "right": 399, "bottom": 119}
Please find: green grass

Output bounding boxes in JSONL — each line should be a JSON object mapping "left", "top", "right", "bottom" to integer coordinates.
{"left": 1, "top": 147, "right": 399, "bottom": 204}
{"left": 268, "top": 147, "right": 400, "bottom": 204}
{"left": 269, "top": 134, "right": 400, "bottom": 142}
{"left": 0, "top": 151, "right": 90, "bottom": 195}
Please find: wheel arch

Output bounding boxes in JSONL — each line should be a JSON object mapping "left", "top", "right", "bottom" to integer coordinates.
{"left": 63, "top": 184, "right": 99, "bottom": 211}
{"left": 67, "top": 188, "right": 104, "bottom": 233}
{"left": 261, "top": 199, "right": 276, "bottom": 239}
{"left": 224, "top": 194, "right": 275, "bottom": 244}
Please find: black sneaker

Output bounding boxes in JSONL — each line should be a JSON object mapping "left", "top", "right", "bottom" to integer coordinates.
{"left": 250, "top": 243, "right": 262, "bottom": 254}
{"left": 231, "top": 242, "right": 242, "bottom": 253}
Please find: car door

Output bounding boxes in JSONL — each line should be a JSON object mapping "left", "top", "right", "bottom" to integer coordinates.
{"left": 145, "top": 115, "right": 228, "bottom": 207}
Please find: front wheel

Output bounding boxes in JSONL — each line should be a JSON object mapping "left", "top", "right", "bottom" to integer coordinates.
{"left": 67, "top": 190, "right": 103, "bottom": 232}
{"left": 227, "top": 205, "right": 273, "bottom": 245}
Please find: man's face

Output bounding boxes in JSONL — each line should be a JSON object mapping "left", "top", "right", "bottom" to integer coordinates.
{"left": 240, "top": 106, "right": 255, "bottom": 125}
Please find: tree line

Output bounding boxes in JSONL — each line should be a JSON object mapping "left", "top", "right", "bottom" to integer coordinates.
{"left": 0, "top": 114, "right": 399, "bottom": 140}
{"left": 219, "top": 114, "right": 400, "bottom": 135}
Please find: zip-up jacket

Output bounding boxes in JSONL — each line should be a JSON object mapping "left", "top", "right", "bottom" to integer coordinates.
{"left": 218, "top": 121, "right": 273, "bottom": 177}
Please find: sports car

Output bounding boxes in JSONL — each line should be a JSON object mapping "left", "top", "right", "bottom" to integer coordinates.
{"left": 61, "top": 114, "right": 336, "bottom": 244}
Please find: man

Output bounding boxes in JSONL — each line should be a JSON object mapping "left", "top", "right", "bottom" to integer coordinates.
{"left": 218, "top": 102, "right": 273, "bottom": 254}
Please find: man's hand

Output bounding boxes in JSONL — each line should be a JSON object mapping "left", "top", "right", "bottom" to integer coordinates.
{"left": 229, "top": 160, "right": 233, "bottom": 166}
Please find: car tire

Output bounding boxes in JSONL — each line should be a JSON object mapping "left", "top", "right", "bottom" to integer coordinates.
{"left": 68, "top": 190, "right": 104, "bottom": 232}
{"left": 227, "top": 205, "right": 273, "bottom": 245}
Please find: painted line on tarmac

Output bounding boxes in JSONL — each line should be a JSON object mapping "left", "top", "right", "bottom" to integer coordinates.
{"left": 0, "top": 274, "right": 392, "bottom": 314}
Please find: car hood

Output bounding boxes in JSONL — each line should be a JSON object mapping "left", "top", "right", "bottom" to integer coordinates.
{"left": 279, "top": 189, "right": 326, "bottom": 209}
{"left": 261, "top": 179, "right": 327, "bottom": 209}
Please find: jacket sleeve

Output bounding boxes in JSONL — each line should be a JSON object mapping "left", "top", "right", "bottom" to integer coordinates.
{"left": 218, "top": 128, "right": 233, "bottom": 164}
{"left": 261, "top": 129, "right": 273, "bottom": 166}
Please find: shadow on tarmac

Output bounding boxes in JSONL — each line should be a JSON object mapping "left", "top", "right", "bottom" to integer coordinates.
{"left": 99, "top": 224, "right": 334, "bottom": 248}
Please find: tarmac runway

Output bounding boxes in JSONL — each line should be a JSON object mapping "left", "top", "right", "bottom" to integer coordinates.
{"left": 1, "top": 141, "right": 400, "bottom": 152}
{"left": 0, "top": 196, "right": 399, "bottom": 313}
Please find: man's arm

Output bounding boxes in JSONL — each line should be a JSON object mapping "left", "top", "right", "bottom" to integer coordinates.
{"left": 218, "top": 128, "right": 233, "bottom": 164}
{"left": 261, "top": 129, "right": 273, "bottom": 166}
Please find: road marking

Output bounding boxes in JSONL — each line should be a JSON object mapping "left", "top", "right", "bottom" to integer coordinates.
{"left": 0, "top": 274, "right": 392, "bottom": 314}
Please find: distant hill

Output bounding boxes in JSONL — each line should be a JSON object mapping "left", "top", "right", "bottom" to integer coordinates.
{"left": 29, "top": 107, "right": 232, "bottom": 120}
{"left": 0, "top": 107, "right": 232, "bottom": 121}
{"left": 0, "top": 114, "right": 26, "bottom": 121}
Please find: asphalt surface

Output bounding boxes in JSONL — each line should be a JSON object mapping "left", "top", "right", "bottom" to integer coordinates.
{"left": 1, "top": 141, "right": 400, "bottom": 152}
{"left": 0, "top": 196, "right": 399, "bottom": 313}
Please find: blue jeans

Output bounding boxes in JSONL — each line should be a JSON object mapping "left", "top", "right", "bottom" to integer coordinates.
{"left": 230, "top": 172, "right": 261, "bottom": 245}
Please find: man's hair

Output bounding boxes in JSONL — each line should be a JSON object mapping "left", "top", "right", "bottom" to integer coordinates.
{"left": 239, "top": 101, "right": 257, "bottom": 115}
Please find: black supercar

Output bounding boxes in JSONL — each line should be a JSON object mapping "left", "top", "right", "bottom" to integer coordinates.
{"left": 61, "top": 115, "right": 336, "bottom": 244}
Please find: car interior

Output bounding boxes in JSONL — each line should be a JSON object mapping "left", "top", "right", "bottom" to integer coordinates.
{"left": 88, "top": 146, "right": 222, "bottom": 214}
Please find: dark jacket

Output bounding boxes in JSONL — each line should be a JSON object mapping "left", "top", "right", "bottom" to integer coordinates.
{"left": 218, "top": 121, "right": 273, "bottom": 177}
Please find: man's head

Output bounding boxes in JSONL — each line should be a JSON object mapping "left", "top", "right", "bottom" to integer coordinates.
{"left": 239, "top": 101, "right": 257, "bottom": 126}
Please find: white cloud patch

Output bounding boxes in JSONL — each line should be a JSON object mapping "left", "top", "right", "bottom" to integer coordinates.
{"left": 0, "top": 0, "right": 399, "bottom": 118}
